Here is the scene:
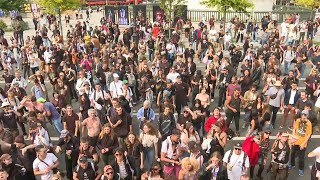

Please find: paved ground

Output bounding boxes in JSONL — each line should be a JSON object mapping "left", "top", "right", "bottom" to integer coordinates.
{"left": 1, "top": 10, "right": 320, "bottom": 180}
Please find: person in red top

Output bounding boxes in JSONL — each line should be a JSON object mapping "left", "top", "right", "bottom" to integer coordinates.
{"left": 205, "top": 107, "right": 227, "bottom": 132}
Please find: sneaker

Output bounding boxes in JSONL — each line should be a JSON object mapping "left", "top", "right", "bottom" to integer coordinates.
{"left": 288, "top": 164, "right": 295, "bottom": 169}
{"left": 298, "top": 169, "right": 304, "bottom": 176}
{"left": 242, "top": 124, "right": 246, "bottom": 129}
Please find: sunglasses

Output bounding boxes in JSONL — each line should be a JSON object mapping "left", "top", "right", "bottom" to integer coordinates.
{"left": 301, "top": 113, "right": 308, "bottom": 116}
{"left": 234, "top": 148, "right": 241, "bottom": 151}
{"left": 106, "top": 171, "right": 113, "bottom": 175}
{"left": 115, "top": 153, "right": 122, "bottom": 156}
{"left": 153, "top": 168, "right": 160, "bottom": 171}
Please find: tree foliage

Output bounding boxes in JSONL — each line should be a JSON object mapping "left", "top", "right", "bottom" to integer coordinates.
{"left": 35, "top": 0, "right": 82, "bottom": 14}
{"left": 159, "top": 0, "right": 186, "bottom": 23}
{"left": 201, "top": 0, "right": 254, "bottom": 12}
{"left": 0, "top": 0, "right": 28, "bottom": 11}
{"left": 295, "top": 0, "right": 320, "bottom": 9}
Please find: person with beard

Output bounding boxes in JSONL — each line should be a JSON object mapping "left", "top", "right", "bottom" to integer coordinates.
{"left": 110, "top": 105, "right": 132, "bottom": 148}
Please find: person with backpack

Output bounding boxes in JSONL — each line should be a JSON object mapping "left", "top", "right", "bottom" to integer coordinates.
{"left": 73, "top": 156, "right": 102, "bottom": 180}
{"left": 222, "top": 143, "right": 249, "bottom": 180}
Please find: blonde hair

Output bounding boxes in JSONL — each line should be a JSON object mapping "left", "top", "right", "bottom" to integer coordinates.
{"left": 181, "top": 157, "right": 199, "bottom": 172}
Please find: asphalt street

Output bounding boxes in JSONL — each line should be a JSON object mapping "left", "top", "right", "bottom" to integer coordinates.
{"left": 1, "top": 10, "right": 320, "bottom": 180}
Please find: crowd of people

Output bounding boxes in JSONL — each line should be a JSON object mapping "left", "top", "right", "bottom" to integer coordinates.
{"left": 0, "top": 9, "right": 319, "bottom": 180}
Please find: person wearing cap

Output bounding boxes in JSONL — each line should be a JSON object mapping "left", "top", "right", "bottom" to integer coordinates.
{"left": 0, "top": 101, "right": 20, "bottom": 139}
{"left": 288, "top": 109, "right": 312, "bottom": 176}
{"left": 270, "top": 132, "right": 291, "bottom": 180}
{"left": 73, "top": 155, "right": 102, "bottom": 180}
{"left": 33, "top": 145, "right": 60, "bottom": 180}
{"left": 222, "top": 143, "right": 249, "bottom": 180}
{"left": 76, "top": 70, "right": 91, "bottom": 95}
{"left": 109, "top": 73, "right": 123, "bottom": 98}
{"left": 37, "top": 97, "right": 63, "bottom": 134}
{"left": 265, "top": 80, "right": 285, "bottom": 129}
{"left": 55, "top": 129, "right": 79, "bottom": 180}
{"left": 281, "top": 80, "right": 300, "bottom": 130}
{"left": 101, "top": 165, "right": 120, "bottom": 180}
{"left": 11, "top": 71, "right": 27, "bottom": 89}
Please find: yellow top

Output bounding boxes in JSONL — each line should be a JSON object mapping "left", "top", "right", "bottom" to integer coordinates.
{"left": 84, "top": 35, "right": 91, "bottom": 44}
{"left": 293, "top": 118, "right": 312, "bottom": 146}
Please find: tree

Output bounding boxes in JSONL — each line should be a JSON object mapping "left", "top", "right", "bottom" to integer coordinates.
{"left": 0, "top": 0, "right": 28, "bottom": 12}
{"left": 159, "top": 0, "right": 186, "bottom": 37}
{"left": 201, "top": 0, "right": 254, "bottom": 33}
{"left": 295, "top": 0, "right": 320, "bottom": 19}
{"left": 35, "top": 0, "right": 82, "bottom": 14}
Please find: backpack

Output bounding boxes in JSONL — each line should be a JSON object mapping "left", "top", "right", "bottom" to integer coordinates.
{"left": 75, "top": 161, "right": 95, "bottom": 175}
{"left": 227, "top": 150, "right": 247, "bottom": 170}
{"left": 126, "top": 73, "right": 136, "bottom": 86}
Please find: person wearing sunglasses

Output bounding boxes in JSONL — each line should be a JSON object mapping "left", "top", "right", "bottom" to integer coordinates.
{"left": 110, "top": 148, "right": 134, "bottom": 180}
{"left": 255, "top": 128, "right": 271, "bottom": 179}
{"left": 288, "top": 109, "right": 312, "bottom": 176}
{"left": 101, "top": 165, "right": 120, "bottom": 180}
{"left": 222, "top": 143, "right": 249, "bottom": 180}
{"left": 141, "top": 162, "right": 164, "bottom": 180}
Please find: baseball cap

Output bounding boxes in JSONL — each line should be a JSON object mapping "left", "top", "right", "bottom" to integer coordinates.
{"left": 79, "top": 156, "right": 88, "bottom": 163}
{"left": 234, "top": 143, "right": 242, "bottom": 149}
{"left": 123, "top": 80, "right": 128, "bottom": 84}
{"left": 301, "top": 110, "right": 309, "bottom": 117}
{"left": 60, "top": 129, "right": 69, "bottom": 138}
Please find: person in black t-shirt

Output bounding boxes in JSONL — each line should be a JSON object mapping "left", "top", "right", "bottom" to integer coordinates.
{"left": 73, "top": 156, "right": 102, "bottom": 180}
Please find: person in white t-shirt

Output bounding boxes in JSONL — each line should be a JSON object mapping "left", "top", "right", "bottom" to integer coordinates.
{"left": 223, "top": 143, "right": 250, "bottom": 180}
{"left": 166, "top": 67, "right": 180, "bottom": 83}
{"left": 33, "top": 145, "right": 59, "bottom": 180}
{"left": 109, "top": 73, "right": 123, "bottom": 98}
{"left": 280, "top": 21, "right": 288, "bottom": 42}
{"left": 308, "top": 146, "right": 320, "bottom": 180}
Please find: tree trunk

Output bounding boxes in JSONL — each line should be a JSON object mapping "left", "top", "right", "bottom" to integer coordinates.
{"left": 58, "top": 9, "right": 63, "bottom": 39}
{"left": 223, "top": 6, "right": 226, "bottom": 34}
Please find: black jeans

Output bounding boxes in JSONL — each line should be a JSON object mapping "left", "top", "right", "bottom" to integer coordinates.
{"left": 226, "top": 110, "right": 240, "bottom": 131}
{"left": 290, "top": 145, "right": 306, "bottom": 170}
{"left": 270, "top": 105, "right": 280, "bottom": 127}
{"left": 175, "top": 99, "right": 187, "bottom": 115}
{"left": 218, "top": 87, "right": 226, "bottom": 107}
